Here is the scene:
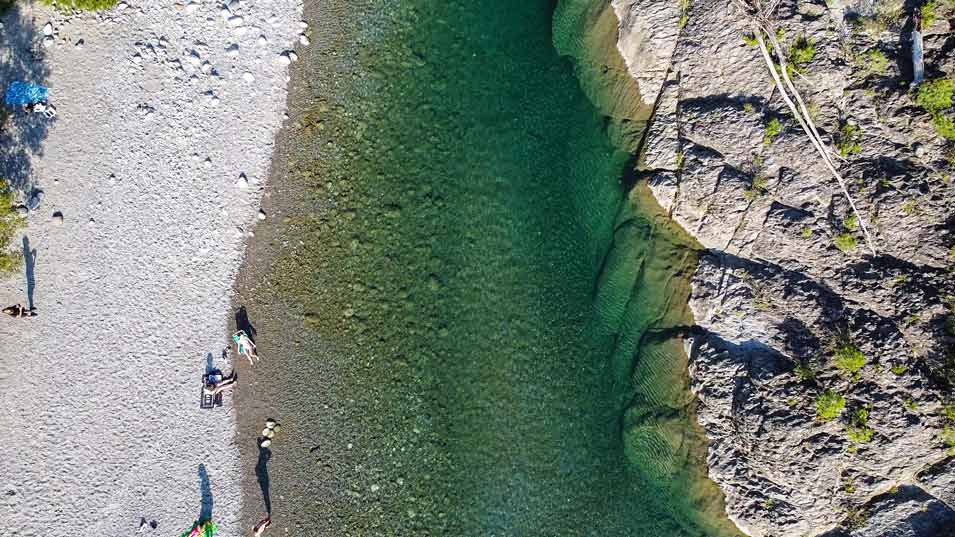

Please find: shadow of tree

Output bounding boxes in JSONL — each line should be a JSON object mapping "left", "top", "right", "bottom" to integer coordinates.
{"left": 0, "top": 4, "right": 53, "bottom": 194}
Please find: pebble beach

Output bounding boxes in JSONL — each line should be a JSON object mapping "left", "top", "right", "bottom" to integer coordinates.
{"left": 0, "top": 1, "right": 302, "bottom": 535}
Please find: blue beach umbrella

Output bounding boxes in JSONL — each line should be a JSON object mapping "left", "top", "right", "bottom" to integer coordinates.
{"left": 4, "top": 81, "right": 50, "bottom": 107}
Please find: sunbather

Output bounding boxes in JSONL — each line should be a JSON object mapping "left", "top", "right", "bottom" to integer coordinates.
{"left": 3, "top": 304, "right": 36, "bottom": 318}
{"left": 252, "top": 517, "right": 271, "bottom": 537}
{"left": 203, "top": 371, "right": 237, "bottom": 395}
{"left": 233, "top": 330, "right": 259, "bottom": 366}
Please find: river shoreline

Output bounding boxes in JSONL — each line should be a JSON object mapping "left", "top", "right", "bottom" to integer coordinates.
{"left": 231, "top": 1, "right": 738, "bottom": 535}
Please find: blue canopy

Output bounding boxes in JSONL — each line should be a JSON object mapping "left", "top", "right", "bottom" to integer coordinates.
{"left": 4, "top": 81, "right": 49, "bottom": 106}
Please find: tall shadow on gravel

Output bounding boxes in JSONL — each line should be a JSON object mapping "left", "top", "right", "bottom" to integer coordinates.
{"left": 235, "top": 306, "right": 257, "bottom": 342}
{"left": 0, "top": 5, "right": 53, "bottom": 193}
{"left": 255, "top": 443, "right": 272, "bottom": 515}
{"left": 198, "top": 464, "right": 213, "bottom": 522}
{"left": 22, "top": 236, "right": 35, "bottom": 309}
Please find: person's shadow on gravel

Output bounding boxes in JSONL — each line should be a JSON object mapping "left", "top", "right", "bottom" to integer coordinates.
{"left": 235, "top": 306, "right": 257, "bottom": 343}
{"left": 21, "top": 236, "right": 35, "bottom": 310}
{"left": 255, "top": 443, "right": 272, "bottom": 516}
{"left": 198, "top": 464, "right": 214, "bottom": 522}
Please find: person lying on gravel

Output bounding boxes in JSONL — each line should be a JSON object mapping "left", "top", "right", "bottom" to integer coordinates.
{"left": 3, "top": 304, "right": 36, "bottom": 318}
{"left": 252, "top": 517, "right": 271, "bottom": 537}
{"left": 203, "top": 371, "right": 238, "bottom": 395}
{"left": 233, "top": 330, "right": 259, "bottom": 366}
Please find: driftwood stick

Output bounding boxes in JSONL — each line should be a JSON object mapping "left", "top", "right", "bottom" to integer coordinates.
{"left": 751, "top": 25, "right": 878, "bottom": 255}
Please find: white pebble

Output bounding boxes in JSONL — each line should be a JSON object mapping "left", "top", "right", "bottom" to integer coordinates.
{"left": 257, "top": 210, "right": 266, "bottom": 220}
{"left": 185, "top": 2, "right": 199, "bottom": 14}
{"left": 226, "top": 43, "right": 240, "bottom": 56}
{"left": 42, "top": 36, "right": 54, "bottom": 48}
{"left": 201, "top": 61, "right": 212, "bottom": 74}
{"left": 220, "top": 8, "right": 231, "bottom": 18}
{"left": 43, "top": 22, "right": 54, "bottom": 36}
{"left": 227, "top": 15, "right": 244, "bottom": 26}
{"left": 204, "top": 158, "right": 213, "bottom": 167}
{"left": 277, "top": 54, "right": 291, "bottom": 66}
{"left": 299, "top": 34, "right": 310, "bottom": 46}
{"left": 288, "top": 51, "right": 298, "bottom": 62}
{"left": 257, "top": 35, "right": 268, "bottom": 46}
{"left": 117, "top": 2, "right": 128, "bottom": 10}
{"left": 236, "top": 174, "right": 249, "bottom": 189}
{"left": 299, "top": 21, "right": 309, "bottom": 29}
{"left": 187, "top": 50, "right": 201, "bottom": 66}
{"left": 242, "top": 72, "right": 255, "bottom": 82}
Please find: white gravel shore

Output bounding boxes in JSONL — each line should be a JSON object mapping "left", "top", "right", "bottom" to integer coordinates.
{"left": 0, "top": 1, "right": 302, "bottom": 535}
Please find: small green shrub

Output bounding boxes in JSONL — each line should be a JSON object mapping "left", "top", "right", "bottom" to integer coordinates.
{"left": 941, "top": 425, "right": 955, "bottom": 455}
{"left": 744, "top": 175, "right": 770, "bottom": 200}
{"left": 801, "top": 227, "right": 814, "bottom": 238}
{"left": 932, "top": 114, "right": 955, "bottom": 139}
{"left": 834, "top": 343, "right": 866, "bottom": 375}
{"left": 917, "top": 78, "right": 955, "bottom": 114}
{"left": 817, "top": 390, "right": 846, "bottom": 421}
{"left": 834, "top": 233, "right": 858, "bottom": 253}
{"left": 902, "top": 199, "right": 919, "bottom": 215}
{"left": 764, "top": 117, "right": 783, "bottom": 145}
{"left": 795, "top": 362, "right": 817, "bottom": 381}
{"left": 861, "top": 49, "right": 889, "bottom": 76}
{"left": 890, "top": 365, "right": 908, "bottom": 375}
{"left": 844, "top": 214, "right": 858, "bottom": 231}
{"left": 788, "top": 36, "right": 817, "bottom": 74}
{"left": 837, "top": 123, "right": 863, "bottom": 157}
{"left": 678, "top": 0, "right": 691, "bottom": 29}
{"left": 923, "top": 0, "right": 940, "bottom": 27}
{"left": 0, "top": 180, "right": 24, "bottom": 276}
{"left": 846, "top": 407, "right": 875, "bottom": 443}
{"left": 39, "top": 0, "right": 118, "bottom": 10}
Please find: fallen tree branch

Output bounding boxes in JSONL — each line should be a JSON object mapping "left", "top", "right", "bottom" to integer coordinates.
{"left": 735, "top": 0, "right": 877, "bottom": 256}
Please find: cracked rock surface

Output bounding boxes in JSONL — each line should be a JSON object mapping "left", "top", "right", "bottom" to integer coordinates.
{"left": 613, "top": 0, "right": 955, "bottom": 535}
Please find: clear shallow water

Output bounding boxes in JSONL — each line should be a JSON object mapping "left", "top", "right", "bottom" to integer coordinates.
{"left": 269, "top": 0, "right": 740, "bottom": 534}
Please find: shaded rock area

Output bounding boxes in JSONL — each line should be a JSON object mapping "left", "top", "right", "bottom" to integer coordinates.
{"left": 612, "top": 0, "right": 955, "bottom": 535}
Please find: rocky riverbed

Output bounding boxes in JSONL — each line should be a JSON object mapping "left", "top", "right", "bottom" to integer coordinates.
{"left": 612, "top": 0, "right": 955, "bottom": 535}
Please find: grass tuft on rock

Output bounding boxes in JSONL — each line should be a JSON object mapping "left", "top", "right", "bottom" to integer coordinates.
{"left": 763, "top": 117, "right": 783, "bottom": 145}
{"left": 916, "top": 78, "right": 955, "bottom": 138}
{"left": 787, "top": 36, "right": 816, "bottom": 75}
{"left": 846, "top": 407, "right": 875, "bottom": 443}
{"left": 837, "top": 123, "right": 862, "bottom": 157}
{"left": 834, "top": 232, "right": 857, "bottom": 253}
{"left": 817, "top": 390, "right": 846, "bottom": 421}
{"left": 834, "top": 342, "right": 866, "bottom": 376}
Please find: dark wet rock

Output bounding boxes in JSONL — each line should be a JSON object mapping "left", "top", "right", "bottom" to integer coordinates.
{"left": 616, "top": 0, "right": 955, "bottom": 535}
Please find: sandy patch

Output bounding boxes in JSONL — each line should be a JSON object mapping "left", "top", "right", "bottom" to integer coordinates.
{"left": 0, "top": 1, "right": 302, "bottom": 535}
